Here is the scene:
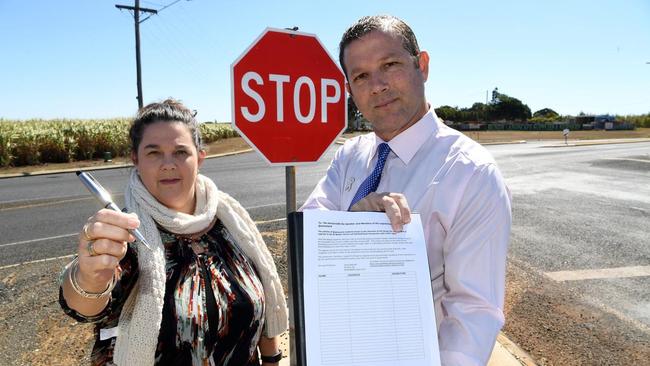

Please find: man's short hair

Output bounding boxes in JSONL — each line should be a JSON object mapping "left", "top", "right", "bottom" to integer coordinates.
{"left": 339, "top": 15, "right": 421, "bottom": 78}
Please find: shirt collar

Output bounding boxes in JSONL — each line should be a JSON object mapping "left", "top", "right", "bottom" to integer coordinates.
{"left": 373, "top": 107, "right": 439, "bottom": 165}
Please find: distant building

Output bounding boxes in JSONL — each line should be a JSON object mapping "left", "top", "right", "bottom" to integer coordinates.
{"left": 576, "top": 114, "right": 621, "bottom": 130}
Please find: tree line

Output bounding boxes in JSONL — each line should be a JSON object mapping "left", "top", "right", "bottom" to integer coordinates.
{"left": 347, "top": 88, "right": 650, "bottom": 129}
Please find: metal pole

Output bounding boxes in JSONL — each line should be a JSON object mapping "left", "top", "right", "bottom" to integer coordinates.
{"left": 134, "top": 0, "right": 143, "bottom": 109}
{"left": 284, "top": 27, "right": 300, "bottom": 366}
{"left": 286, "top": 166, "right": 296, "bottom": 214}
{"left": 285, "top": 165, "right": 297, "bottom": 366}
{"left": 284, "top": 27, "right": 302, "bottom": 360}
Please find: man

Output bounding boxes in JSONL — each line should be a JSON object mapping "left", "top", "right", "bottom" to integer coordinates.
{"left": 300, "top": 15, "right": 512, "bottom": 366}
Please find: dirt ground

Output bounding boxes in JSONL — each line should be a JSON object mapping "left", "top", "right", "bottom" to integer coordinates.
{"left": 503, "top": 259, "right": 650, "bottom": 365}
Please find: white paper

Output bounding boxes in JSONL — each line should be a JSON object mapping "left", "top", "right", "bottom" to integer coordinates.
{"left": 303, "top": 210, "right": 440, "bottom": 366}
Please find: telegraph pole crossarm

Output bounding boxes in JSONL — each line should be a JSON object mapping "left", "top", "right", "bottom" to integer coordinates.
{"left": 114, "top": 4, "right": 157, "bottom": 15}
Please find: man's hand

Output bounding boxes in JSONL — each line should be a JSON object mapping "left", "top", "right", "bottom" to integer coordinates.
{"left": 350, "top": 192, "right": 411, "bottom": 231}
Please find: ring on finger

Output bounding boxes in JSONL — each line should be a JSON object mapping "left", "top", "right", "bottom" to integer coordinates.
{"left": 82, "top": 223, "right": 93, "bottom": 241}
{"left": 87, "top": 240, "right": 97, "bottom": 256}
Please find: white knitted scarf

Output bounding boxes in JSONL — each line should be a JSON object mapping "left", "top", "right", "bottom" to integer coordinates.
{"left": 113, "top": 170, "right": 288, "bottom": 366}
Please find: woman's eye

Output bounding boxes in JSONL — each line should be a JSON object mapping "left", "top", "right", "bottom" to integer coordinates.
{"left": 146, "top": 151, "right": 160, "bottom": 156}
{"left": 175, "top": 150, "right": 188, "bottom": 156}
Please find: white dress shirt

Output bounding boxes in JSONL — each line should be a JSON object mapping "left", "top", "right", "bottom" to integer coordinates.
{"left": 300, "top": 109, "right": 512, "bottom": 366}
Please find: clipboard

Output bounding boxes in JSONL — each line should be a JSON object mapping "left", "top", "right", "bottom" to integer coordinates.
{"left": 286, "top": 210, "right": 440, "bottom": 366}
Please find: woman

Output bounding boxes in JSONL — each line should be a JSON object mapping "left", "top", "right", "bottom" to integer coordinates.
{"left": 59, "top": 99, "right": 287, "bottom": 365}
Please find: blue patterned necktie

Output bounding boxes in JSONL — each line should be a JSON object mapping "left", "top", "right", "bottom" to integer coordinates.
{"left": 348, "top": 143, "right": 391, "bottom": 209}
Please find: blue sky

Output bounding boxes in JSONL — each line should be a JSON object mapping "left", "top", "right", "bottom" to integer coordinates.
{"left": 1, "top": 0, "right": 649, "bottom": 121}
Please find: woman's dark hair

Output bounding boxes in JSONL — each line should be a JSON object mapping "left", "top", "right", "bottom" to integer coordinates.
{"left": 129, "top": 98, "right": 203, "bottom": 153}
{"left": 338, "top": 15, "right": 420, "bottom": 78}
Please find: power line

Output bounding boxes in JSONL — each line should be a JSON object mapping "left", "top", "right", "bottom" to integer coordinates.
{"left": 115, "top": 0, "right": 157, "bottom": 109}
{"left": 141, "top": 0, "right": 186, "bottom": 22}
{"left": 141, "top": 0, "right": 164, "bottom": 6}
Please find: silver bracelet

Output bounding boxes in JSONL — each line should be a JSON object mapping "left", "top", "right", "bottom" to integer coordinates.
{"left": 68, "top": 257, "right": 116, "bottom": 299}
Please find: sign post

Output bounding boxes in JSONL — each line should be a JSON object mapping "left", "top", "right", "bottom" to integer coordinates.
{"left": 231, "top": 28, "right": 346, "bottom": 366}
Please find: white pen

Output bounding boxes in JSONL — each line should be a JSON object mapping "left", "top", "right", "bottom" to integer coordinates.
{"left": 76, "top": 171, "right": 151, "bottom": 250}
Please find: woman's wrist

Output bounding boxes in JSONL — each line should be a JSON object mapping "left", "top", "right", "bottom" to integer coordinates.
{"left": 260, "top": 349, "right": 282, "bottom": 364}
{"left": 68, "top": 257, "right": 116, "bottom": 299}
{"left": 74, "top": 267, "right": 109, "bottom": 293}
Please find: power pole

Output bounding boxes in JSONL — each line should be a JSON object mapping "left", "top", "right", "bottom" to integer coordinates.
{"left": 116, "top": 1, "right": 157, "bottom": 109}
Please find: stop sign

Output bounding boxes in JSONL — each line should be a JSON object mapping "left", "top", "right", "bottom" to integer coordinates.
{"left": 231, "top": 28, "right": 347, "bottom": 165}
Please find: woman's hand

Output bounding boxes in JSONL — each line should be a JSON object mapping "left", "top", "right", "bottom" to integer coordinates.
{"left": 75, "top": 209, "right": 140, "bottom": 292}
{"left": 61, "top": 209, "right": 141, "bottom": 316}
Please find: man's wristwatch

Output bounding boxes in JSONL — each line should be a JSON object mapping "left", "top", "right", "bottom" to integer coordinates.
{"left": 261, "top": 350, "right": 283, "bottom": 363}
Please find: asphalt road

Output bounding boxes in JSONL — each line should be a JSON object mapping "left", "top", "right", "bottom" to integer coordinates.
{"left": 496, "top": 142, "right": 650, "bottom": 328}
{"left": 1, "top": 139, "right": 649, "bottom": 363}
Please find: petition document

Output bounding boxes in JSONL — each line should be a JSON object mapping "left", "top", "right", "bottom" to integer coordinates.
{"left": 303, "top": 210, "right": 441, "bottom": 366}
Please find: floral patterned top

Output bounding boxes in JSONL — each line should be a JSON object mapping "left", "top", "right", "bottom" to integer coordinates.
{"left": 59, "top": 219, "right": 266, "bottom": 365}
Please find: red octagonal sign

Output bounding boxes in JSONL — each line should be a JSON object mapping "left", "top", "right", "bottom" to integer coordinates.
{"left": 231, "top": 28, "right": 347, "bottom": 165}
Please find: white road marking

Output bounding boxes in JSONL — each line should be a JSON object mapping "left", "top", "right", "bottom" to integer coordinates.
{"left": 1, "top": 196, "right": 282, "bottom": 212}
{"left": 0, "top": 193, "right": 128, "bottom": 211}
{"left": 255, "top": 218, "right": 286, "bottom": 225}
{"left": 0, "top": 197, "right": 92, "bottom": 211}
{"left": 545, "top": 266, "right": 650, "bottom": 282}
{"left": 246, "top": 202, "right": 285, "bottom": 210}
{"left": 0, "top": 254, "right": 75, "bottom": 271}
{"left": 0, "top": 233, "right": 77, "bottom": 248}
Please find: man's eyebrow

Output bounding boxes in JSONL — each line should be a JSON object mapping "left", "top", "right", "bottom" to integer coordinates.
{"left": 348, "top": 68, "right": 364, "bottom": 77}
{"left": 378, "top": 52, "right": 407, "bottom": 61}
{"left": 143, "top": 143, "right": 191, "bottom": 149}
{"left": 348, "top": 53, "right": 406, "bottom": 75}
